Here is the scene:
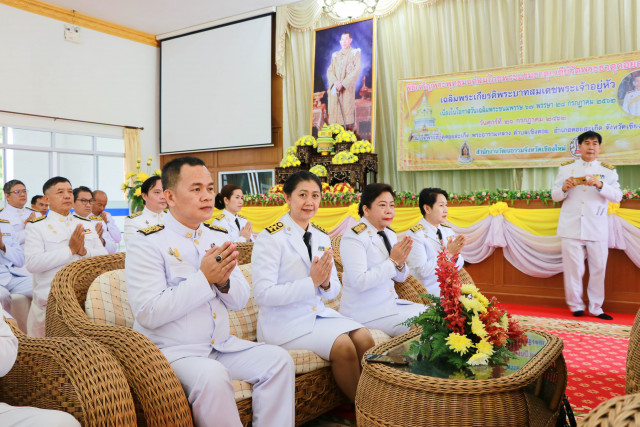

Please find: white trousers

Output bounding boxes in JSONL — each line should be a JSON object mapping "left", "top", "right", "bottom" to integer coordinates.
{"left": 171, "top": 344, "right": 295, "bottom": 427}
{"left": 561, "top": 238, "right": 608, "bottom": 315}
{"left": 0, "top": 403, "right": 79, "bottom": 426}
{"left": 0, "top": 275, "right": 33, "bottom": 312}
{"left": 26, "top": 300, "right": 46, "bottom": 338}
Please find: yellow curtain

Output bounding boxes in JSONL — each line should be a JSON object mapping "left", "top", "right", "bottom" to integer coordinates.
{"left": 123, "top": 128, "right": 141, "bottom": 176}
{"left": 278, "top": 0, "right": 640, "bottom": 193}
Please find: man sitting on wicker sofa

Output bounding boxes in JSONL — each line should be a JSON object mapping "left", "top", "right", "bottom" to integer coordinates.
{"left": 0, "top": 306, "right": 80, "bottom": 425}
{"left": 125, "top": 156, "right": 295, "bottom": 427}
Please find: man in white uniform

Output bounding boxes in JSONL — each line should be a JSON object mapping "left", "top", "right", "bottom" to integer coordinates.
{"left": 406, "top": 188, "right": 466, "bottom": 296}
{"left": 622, "top": 72, "right": 640, "bottom": 116}
{"left": 123, "top": 176, "right": 167, "bottom": 247}
{"left": 91, "top": 190, "right": 122, "bottom": 248}
{"left": 0, "top": 180, "right": 39, "bottom": 247}
{"left": 0, "top": 218, "right": 32, "bottom": 312}
{"left": 25, "top": 177, "right": 107, "bottom": 337}
{"left": 0, "top": 306, "right": 80, "bottom": 426}
{"left": 72, "top": 187, "right": 116, "bottom": 254}
{"left": 552, "top": 131, "right": 622, "bottom": 320}
{"left": 126, "top": 156, "right": 294, "bottom": 427}
{"left": 30, "top": 195, "right": 48, "bottom": 217}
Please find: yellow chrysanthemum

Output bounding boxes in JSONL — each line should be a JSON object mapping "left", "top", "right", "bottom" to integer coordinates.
{"left": 134, "top": 187, "right": 142, "bottom": 197}
{"left": 459, "top": 295, "right": 487, "bottom": 313}
{"left": 476, "top": 292, "right": 490, "bottom": 307}
{"left": 476, "top": 339, "right": 494, "bottom": 356}
{"left": 467, "top": 352, "right": 489, "bottom": 366}
{"left": 126, "top": 171, "right": 136, "bottom": 179}
{"left": 445, "top": 332, "right": 473, "bottom": 355}
{"left": 469, "top": 315, "right": 487, "bottom": 338}
{"left": 154, "top": 169, "right": 161, "bottom": 176}
{"left": 461, "top": 284, "right": 479, "bottom": 296}
{"left": 137, "top": 172, "right": 149, "bottom": 182}
{"left": 499, "top": 313, "right": 509, "bottom": 330}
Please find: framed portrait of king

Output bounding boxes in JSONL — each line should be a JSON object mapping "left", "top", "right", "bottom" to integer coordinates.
{"left": 310, "top": 17, "right": 376, "bottom": 145}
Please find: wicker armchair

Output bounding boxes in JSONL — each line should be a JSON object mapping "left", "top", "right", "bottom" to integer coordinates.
{"left": 0, "top": 318, "right": 136, "bottom": 426}
{"left": 45, "top": 253, "right": 195, "bottom": 427}
{"left": 626, "top": 308, "right": 640, "bottom": 394}
{"left": 581, "top": 393, "right": 640, "bottom": 427}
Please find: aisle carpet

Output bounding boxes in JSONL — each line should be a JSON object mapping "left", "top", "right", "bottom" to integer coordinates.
{"left": 302, "top": 307, "right": 633, "bottom": 426}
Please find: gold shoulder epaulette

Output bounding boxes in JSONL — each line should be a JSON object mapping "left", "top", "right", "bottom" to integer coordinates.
{"left": 237, "top": 214, "right": 247, "bottom": 220}
{"left": 0, "top": 219, "right": 9, "bottom": 223}
{"left": 0, "top": 208, "right": 4, "bottom": 212}
{"left": 265, "top": 222, "right": 284, "bottom": 234}
{"left": 138, "top": 224, "right": 164, "bottom": 235}
{"left": 89, "top": 215, "right": 103, "bottom": 221}
{"left": 29, "top": 215, "right": 46, "bottom": 223}
{"left": 560, "top": 159, "right": 576, "bottom": 166}
{"left": 204, "top": 223, "right": 228, "bottom": 233}
{"left": 73, "top": 214, "right": 90, "bottom": 222}
{"left": 601, "top": 162, "right": 615, "bottom": 170}
{"left": 351, "top": 223, "right": 366, "bottom": 235}
{"left": 127, "top": 211, "right": 143, "bottom": 219}
{"left": 312, "top": 223, "right": 328, "bottom": 234}
{"left": 409, "top": 223, "right": 423, "bottom": 233}
{"left": 440, "top": 223, "right": 451, "bottom": 228}
{"left": 215, "top": 213, "right": 225, "bottom": 221}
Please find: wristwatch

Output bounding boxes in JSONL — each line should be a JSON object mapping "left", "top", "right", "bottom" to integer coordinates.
{"left": 389, "top": 258, "right": 405, "bottom": 272}
{"left": 215, "top": 279, "right": 231, "bottom": 292}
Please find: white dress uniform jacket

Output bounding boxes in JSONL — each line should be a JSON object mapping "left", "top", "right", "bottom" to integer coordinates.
{"left": 125, "top": 212, "right": 259, "bottom": 363}
{"left": 623, "top": 89, "right": 640, "bottom": 115}
{"left": 211, "top": 210, "right": 252, "bottom": 243}
{"left": 89, "top": 215, "right": 117, "bottom": 254}
{"left": 123, "top": 207, "right": 166, "bottom": 247}
{"left": 252, "top": 213, "right": 341, "bottom": 346}
{"left": 339, "top": 218, "right": 411, "bottom": 324}
{"left": 25, "top": 211, "right": 107, "bottom": 336}
{"left": 551, "top": 159, "right": 622, "bottom": 241}
{"left": 406, "top": 218, "right": 465, "bottom": 296}
{"left": 101, "top": 211, "right": 122, "bottom": 244}
{"left": 0, "top": 205, "right": 39, "bottom": 247}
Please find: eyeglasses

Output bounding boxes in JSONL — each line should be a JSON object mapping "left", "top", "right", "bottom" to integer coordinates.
{"left": 78, "top": 198, "right": 94, "bottom": 205}
{"left": 10, "top": 189, "right": 27, "bottom": 195}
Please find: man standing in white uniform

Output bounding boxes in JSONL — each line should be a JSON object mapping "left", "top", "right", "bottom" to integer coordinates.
{"left": 0, "top": 306, "right": 80, "bottom": 426}
{"left": 126, "top": 156, "right": 294, "bottom": 427}
{"left": 91, "top": 190, "right": 122, "bottom": 248}
{"left": 552, "top": 131, "right": 622, "bottom": 320}
{"left": 25, "top": 177, "right": 107, "bottom": 337}
{"left": 406, "top": 188, "right": 466, "bottom": 296}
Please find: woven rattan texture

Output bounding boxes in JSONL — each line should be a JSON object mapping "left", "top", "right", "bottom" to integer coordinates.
{"left": 46, "top": 253, "right": 195, "bottom": 426}
{"left": 0, "top": 319, "right": 136, "bottom": 426}
{"left": 581, "top": 393, "right": 640, "bottom": 427}
{"left": 626, "top": 308, "right": 640, "bottom": 394}
{"left": 356, "top": 328, "right": 566, "bottom": 427}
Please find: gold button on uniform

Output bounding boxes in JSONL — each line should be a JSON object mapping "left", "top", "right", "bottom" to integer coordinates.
{"left": 186, "top": 232, "right": 193, "bottom": 238}
{"left": 213, "top": 313, "right": 217, "bottom": 319}
{"left": 312, "top": 306, "right": 317, "bottom": 311}
{"left": 389, "top": 289, "right": 394, "bottom": 293}
{"left": 581, "top": 201, "right": 584, "bottom": 204}
{"left": 211, "top": 339, "right": 215, "bottom": 345}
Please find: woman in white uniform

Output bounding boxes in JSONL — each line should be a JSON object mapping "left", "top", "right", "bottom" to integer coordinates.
{"left": 212, "top": 184, "right": 253, "bottom": 242}
{"left": 252, "top": 171, "right": 374, "bottom": 402}
{"left": 123, "top": 176, "right": 167, "bottom": 247}
{"left": 340, "top": 183, "right": 426, "bottom": 337}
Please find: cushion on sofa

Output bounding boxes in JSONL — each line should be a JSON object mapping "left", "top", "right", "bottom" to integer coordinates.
{"left": 85, "top": 269, "right": 134, "bottom": 328}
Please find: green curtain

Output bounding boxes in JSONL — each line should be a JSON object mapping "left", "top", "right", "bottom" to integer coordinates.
{"left": 279, "top": 0, "right": 640, "bottom": 193}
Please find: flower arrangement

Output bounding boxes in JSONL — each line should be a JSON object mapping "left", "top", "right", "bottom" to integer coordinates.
{"left": 121, "top": 156, "right": 161, "bottom": 213}
{"left": 268, "top": 184, "right": 284, "bottom": 194}
{"left": 309, "top": 165, "right": 328, "bottom": 177}
{"left": 321, "top": 182, "right": 331, "bottom": 193}
{"left": 332, "top": 151, "right": 359, "bottom": 165}
{"left": 295, "top": 135, "right": 317, "bottom": 148}
{"left": 332, "top": 182, "right": 354, "bottom": 193}
{"left": 328, "top": 123, "right": 345, "bottom": 136}
{"left": 280, "top": 147, "right": 302, "bottom": 168}
{"left": 350, "top": 140, "right": 373, "bottom": 154}
{"left": 334, "top": 130, "right": 357, "bottom": 143}
{"left": 405, "top": 251, "right": 526, "bottom": 369}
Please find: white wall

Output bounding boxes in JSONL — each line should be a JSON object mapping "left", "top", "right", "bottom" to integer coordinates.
{"left": 0, "top": 4, "right": 159, "bottom": 166}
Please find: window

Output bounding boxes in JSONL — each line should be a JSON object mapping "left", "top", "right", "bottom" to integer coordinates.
{"left": 0, "top": 126, "right": 125, "bottom": 203}
{"left": 218, "top": 169, "right": 273, "bottom": 194}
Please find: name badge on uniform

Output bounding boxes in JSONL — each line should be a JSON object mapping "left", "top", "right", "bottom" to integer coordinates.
{"left": 317, "top": 246, "right": 331, "bottom": 252}
{"left": 594, "top": 174, "right": 605, "bottom": 180}
{"left": 1, "top": 233, "right": 10, "bottom": 237}
{"left": 83, "top": 228, "right": 92, "bottom": 234}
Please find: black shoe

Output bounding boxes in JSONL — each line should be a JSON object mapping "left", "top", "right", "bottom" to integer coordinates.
{"left": 572, "top": 310, "right": 585, "bottom": 317}
{"left": 596, "top": 313, "right": 613, "bottom": 320}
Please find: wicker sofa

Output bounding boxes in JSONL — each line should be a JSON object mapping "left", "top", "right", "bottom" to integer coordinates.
{"left": 0, "top": 318, "right": 137, "bottom": 426}
{"left": 45, "top": 238, "right": 433, "bottom": 426}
